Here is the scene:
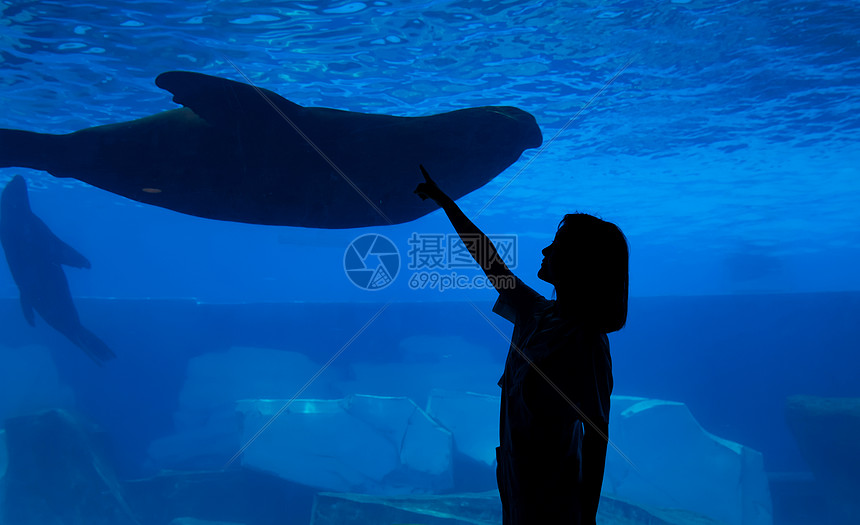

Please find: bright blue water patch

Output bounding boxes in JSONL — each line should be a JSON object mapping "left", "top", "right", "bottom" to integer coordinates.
{"left": 0, "top": 0, "right": 857, "bottom": 300}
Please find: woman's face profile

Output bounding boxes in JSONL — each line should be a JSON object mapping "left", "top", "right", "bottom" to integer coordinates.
{"left": 538, "top": 239, "right": 556, "bottom": 284}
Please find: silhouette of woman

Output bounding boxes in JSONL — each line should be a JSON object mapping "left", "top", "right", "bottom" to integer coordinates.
{"left": 415, "top": 165, "right": 628, "bottom": 525}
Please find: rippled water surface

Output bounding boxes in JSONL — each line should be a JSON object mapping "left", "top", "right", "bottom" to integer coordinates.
{"left": 1, "top": 0, "right": 858, "bottom": 298}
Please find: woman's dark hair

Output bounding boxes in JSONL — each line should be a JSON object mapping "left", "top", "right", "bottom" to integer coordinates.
{"left": 552, "top": 213, "right": 628, "bottom": 333}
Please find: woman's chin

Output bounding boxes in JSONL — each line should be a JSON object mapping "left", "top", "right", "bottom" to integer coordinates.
{"left": 537, "top": 267, "right": 551, "bottom": 284}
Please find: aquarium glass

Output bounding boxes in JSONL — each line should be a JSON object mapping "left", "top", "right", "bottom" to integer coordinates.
{"left": 0, "top": 1, "right": 857, "bottom": 524}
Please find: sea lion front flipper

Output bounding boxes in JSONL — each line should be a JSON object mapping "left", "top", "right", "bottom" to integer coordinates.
{"left": 155, "top": 71, "right": 303, "bottom": 128}
{"left": 30, "top": 215, "right": 90, "bottom": 269}
{"left": 19, "top": 293, "right": 35, "bottom": 326}
{"left": 54, "top": 238, "right": 91, "bottom": 269}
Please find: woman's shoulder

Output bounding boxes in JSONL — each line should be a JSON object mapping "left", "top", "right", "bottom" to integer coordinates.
{"left": 493, "top": 276, "right": 551, "bottom": 324}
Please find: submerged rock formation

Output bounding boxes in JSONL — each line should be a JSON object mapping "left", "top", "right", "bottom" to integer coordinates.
{"left": 237, "top": 394, "right": 454, "bottom": 494}
{"left": 124, "top": 469, "right": 315, "bottom": 525}
{"left": 1, "top": 409, "right": 140, "bottom": 525}
{"left": 0, "top": 429, "right": 6, "bottom": 519}
{"left": 149, "top": 346, "right": 339, "bottom": 471}
{"left": 426, "top": 389, "right": 500, "bottom": 492}
{"left": 309, "top": 490, "right": 724, "bottom": 525}
{"left": 421, "top": 392, "right": 773, "bottom": 524}
{"left": 169, "top": 519, "right": 247, "bottom": 525}
{"left": 604, "top": 396, "right": 772, "bottom": 525}
{"left": 426, "top": 389, "right": 499, "bottom": 468}
{"left": 785, "top": 395, "right": 860, "bottom": 525}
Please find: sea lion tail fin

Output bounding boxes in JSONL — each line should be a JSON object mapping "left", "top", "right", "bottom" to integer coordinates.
{"left": 0, "top": 129, "right": 56, "bottom": 171}
{"left": 73, "top": 326, "right": 116, "bottom": 365}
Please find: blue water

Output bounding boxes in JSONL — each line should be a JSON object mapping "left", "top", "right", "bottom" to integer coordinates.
{"left": 0, "top": 1, "right": 858, "bottom": 524}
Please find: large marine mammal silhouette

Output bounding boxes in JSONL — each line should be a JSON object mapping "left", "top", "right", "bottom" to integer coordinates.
{"left": 0, "top": 175, "right": 115, "bottom": 364}
{"left": 0, "top": 71, "right": 542, "bottom": 227}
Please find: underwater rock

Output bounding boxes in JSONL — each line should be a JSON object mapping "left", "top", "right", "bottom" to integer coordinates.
{"left": 309, "top": 490, "right": 724, "bottom": 525}
{"left": 237, "top": 394, "right": 453, "bottom": 494}
{"left": 311, "top": 491, "right": 499, "bottom": 525}
{"left": 766, "top": 471, "right": 825, "bottom": 525}
{"left": 0, "top": 428, "right": 6, "bottom": 479}
{"left": 177, "top": 346, "right": 340, "bottom": 427}
{"left": 604, "top": 396, "right": 772, "bottom": 525}
{"left": 785, "top": 395, "right": 860, "bottom": 525}
{"left": 2, "top": 409, "right": 140, "bottom": 525}
{"left": 0, "top": 429, "right": 5, "bottom": 519}
{"left": 426, "top": 389, "right": 499, "bottom": 468}
{"left": 170, "top": 519, "right": 247, "bottom": 525}
{"left": 124, "top": 468, "right": 315, "bottom": 525}
{"left": 426, "top": 389, "right": 500, "bottom": 491}
{"left": 336, "top": 335, "right": 502, "bottom": 404}
{"left": 148, "top": 408, "right": 242, "bottom": 470}
{"left": 149, "top": 346, "right": 339, "bottom": 470}
{"left": 420, "top": 392, "right": 770, "bottom": 521}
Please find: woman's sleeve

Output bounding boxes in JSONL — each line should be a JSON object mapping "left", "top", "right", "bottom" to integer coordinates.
{"left": 491, "top": 277, "right": 547, "bottom": 324}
